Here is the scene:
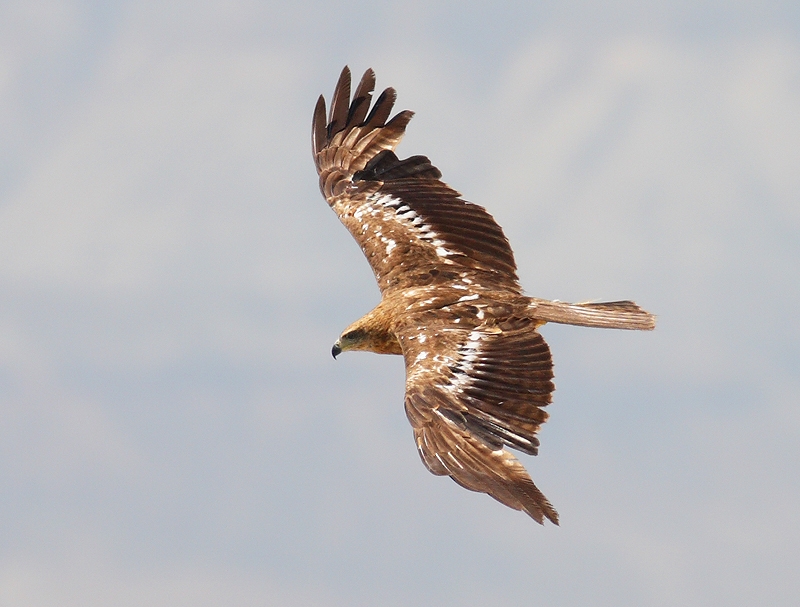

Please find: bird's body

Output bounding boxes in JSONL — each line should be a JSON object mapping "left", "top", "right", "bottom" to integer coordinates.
{"left": 314, "top": 67, "right": 655, "bottom": 524}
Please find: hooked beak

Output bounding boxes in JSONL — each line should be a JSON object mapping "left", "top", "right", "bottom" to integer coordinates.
{"left": 331, "top": 341, "right": 342, "bottom": 359}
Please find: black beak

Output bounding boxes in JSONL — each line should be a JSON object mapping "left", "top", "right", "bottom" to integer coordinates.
{"left": 331, "top": 343, "right": 342, "bottom": 359}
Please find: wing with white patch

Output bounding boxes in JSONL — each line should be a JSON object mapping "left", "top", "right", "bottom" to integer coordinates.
{"left": 313, "top": 67, "right": 520, "bottom": 295}
{"left": 398, "top": 315, "right": 559, "bottom": 524}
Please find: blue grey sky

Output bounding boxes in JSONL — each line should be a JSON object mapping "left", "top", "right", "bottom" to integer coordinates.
{"left": 1, "top": 1, "right": 799, "bottom": 605}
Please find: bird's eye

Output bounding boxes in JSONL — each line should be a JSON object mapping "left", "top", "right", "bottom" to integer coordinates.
{"left": 343, "top": 329, "right": 365, "bottom": 341}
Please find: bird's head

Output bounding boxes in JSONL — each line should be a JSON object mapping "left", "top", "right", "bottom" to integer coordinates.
{"left": 331, "top": 305, "right": 403, "bottom": 358}
{"left": 331, "top": 327, "right": 368, "bottom": 359}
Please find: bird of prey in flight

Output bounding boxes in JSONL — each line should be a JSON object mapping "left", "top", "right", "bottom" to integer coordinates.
{"left": 313, "top": 67, "right": 655, "bottom": 524}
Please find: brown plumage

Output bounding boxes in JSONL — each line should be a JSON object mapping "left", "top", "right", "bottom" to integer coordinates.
{"left": 315, "top": 67, "right": 656, "bottom": 524}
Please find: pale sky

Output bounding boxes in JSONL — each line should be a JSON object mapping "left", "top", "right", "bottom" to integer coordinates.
{"left": 1, "top": 1, "right": 799, "bottom": 605}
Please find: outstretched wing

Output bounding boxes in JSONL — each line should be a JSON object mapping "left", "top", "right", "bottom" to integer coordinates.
{"left": 397, "top": 314, "right": 559, "bottom": 524}
{"left": 313, "top": 66, "right": 521, "bottom": 296}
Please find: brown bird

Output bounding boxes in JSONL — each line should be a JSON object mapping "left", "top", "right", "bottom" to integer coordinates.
{"left": 313, "top": 67, "right": 655, "bottom": 524}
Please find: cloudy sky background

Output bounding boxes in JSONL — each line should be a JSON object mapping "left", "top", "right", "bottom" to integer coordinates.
{"left": 1, "top": 1, "right": 799, "bottom": 605}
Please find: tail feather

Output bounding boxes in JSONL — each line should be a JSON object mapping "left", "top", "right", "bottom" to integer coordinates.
{"left": 528, "top": 298, "right": 656, "bottom": 330}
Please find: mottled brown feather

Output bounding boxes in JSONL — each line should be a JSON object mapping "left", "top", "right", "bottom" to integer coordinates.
{"left": 313, "top": 67, "right": 656, "bottom": 525}
{"left": 397, "top": 311, "right": 558, "bottom": 523}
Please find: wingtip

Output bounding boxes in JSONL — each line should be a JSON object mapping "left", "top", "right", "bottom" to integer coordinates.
{"left": 526, "top": 505, "right": 559, "bottom": 526}
{"left": 523, "top": 502, "right": 559, "bottom": 525}
{"left": 363, "top": 86, "right": 398, "bottom": 129}
{"left": 313, "top": 66, "right": 416, "bottom": 189}
{"left": 312, "top": 94, "right": 327, "bottom": 157}
{"left": 360, "top": 67, "right": 376, "bottom": 89}
{"left": 328, "top": 66, "right": 353, "bottom": 134}
{"left": 337, "top": 65, "right": 351, "bottom": 88}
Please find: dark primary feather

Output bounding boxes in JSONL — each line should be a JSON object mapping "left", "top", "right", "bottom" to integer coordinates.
{"left": 346, "top": 68, "right": 375, "bottom": 127}
{"left": 312, "top": 95, "right": 327, "bottom": 157}
{"left": 328, "top": 66, "right": 351, "bottom": 138}
{"left": 363, "top": 87, "right": 398, "bottom": 131}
